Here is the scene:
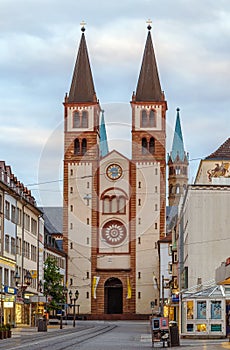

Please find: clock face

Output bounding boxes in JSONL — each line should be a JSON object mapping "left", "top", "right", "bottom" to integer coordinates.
{"left": 106, "top": 164, "right": 122, "bottom": 180}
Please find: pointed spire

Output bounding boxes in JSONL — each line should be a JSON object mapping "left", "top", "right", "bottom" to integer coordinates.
{"left": 135, "top": 24, "right": 163, "bottom": 102}
{"left": 68, "top": 26, "right": 97, "bottom": 103}
{"left": 99, "top": 110, "right": 109, "bottom": 157}
{"left": 171, "top": 108, "right": 186, "bottom": 161}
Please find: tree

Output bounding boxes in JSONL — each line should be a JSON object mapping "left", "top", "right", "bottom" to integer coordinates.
{"left": 44, "top": 256, "right": 65, "bottom": 312}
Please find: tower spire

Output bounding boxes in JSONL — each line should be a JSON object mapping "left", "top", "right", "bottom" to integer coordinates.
{"left": 135, "top": 24, "right": 163, "bottom": 102}
{"left": 68, "top": 26, "right": 97, "bottom": 103}
{"left": 167, "top": 108, "right": 189, "bottom": 207}
{"left": 171, "top": 108, "right": 186, "bottom": 162}
{"left": 99, "top": 110, "right": 109, "bottom": 157}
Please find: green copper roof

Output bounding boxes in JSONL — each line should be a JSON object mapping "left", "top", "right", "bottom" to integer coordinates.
{"left": 171, "top": 108, "right": 186, "bottom": 162}
{"left": 100, "top": 110, "right": 109, "bottom": 157}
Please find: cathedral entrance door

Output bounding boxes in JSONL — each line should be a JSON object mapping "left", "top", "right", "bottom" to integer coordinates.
{"left": 104, "top": 278, "right": 123, "bottom": 314}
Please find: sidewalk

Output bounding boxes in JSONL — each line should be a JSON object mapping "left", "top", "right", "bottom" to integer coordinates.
{"left": 11, "top": 324, "right": 73, "bottom": 337}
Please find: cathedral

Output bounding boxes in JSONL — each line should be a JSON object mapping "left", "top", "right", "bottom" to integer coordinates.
{"left": 63, "top": 24, "right": 174, "bottom": 318}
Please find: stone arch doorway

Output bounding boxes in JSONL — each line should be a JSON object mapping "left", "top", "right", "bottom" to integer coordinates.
{"left": 104, "top": 277, "right": 123, "bottom": 314}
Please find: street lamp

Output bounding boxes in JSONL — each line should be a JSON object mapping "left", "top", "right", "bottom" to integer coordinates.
{"left": 14, "top": 270, "right": 32, "bottom": 296}
{"left": 69, "top": 290, "right": 79, "bottom": 327}
{"left": 14, "top": 270, "right": 32, "bottom": 326}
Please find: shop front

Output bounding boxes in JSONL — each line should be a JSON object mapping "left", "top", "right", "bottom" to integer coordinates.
{"left": 180, "top": 283, "right": 230, "bottom": 338}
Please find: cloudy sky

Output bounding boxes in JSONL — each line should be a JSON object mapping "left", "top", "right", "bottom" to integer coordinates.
{"left": 1, "top": 0, "right": 230, "bottom": 206}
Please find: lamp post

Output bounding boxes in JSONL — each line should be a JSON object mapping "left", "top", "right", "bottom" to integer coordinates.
{"left": 69, "top": 290, "right": 79, "bottom": 327}
{"left": 14, "top": 270, "right": 32, "bottom": 325}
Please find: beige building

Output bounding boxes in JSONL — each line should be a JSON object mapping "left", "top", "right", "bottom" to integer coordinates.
{"left": 0, "top": 161, "right": 44, "bottom": 326}
{"left": 63, "top": 24, "right": 167, "bottom": 317}
{"left": 179, "top": 138, "right": 230, "bottom": 290}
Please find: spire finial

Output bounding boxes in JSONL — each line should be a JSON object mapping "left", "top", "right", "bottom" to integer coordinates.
{"left": 176, "top": 107, "right": 180, "bottom": 112}
{"left": 146, "top": 19, "right": 152, "bottom": 31}
{"left": 80, "top": 20, "right": 86, "bottom": 32}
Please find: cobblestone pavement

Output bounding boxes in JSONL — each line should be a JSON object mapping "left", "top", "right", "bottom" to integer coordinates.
{"left": 7, "top": 322, "right": 230, "bottom": 350}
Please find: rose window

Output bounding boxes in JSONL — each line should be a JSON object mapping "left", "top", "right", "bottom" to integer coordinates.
{"left": 102, "top": 220, "right": 127, "bottom": 245}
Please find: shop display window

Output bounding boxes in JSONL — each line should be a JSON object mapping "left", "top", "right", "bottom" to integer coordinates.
{"left": 197, "top": 301, "right": 206, "bottom": 319}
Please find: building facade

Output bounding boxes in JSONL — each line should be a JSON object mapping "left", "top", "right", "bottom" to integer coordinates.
{"left": 63, "top": 24, "right": 167, "bottom": 317}
{"left": 0, "top": 161, "right": 44, "bottom": 326}
{"left": 179, "top": 138, "right": 230, "bottom": 291}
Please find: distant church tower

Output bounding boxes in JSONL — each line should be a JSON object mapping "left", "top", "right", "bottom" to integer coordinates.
{"left": 63, "top": 24, "right": 167, "bottom": 318}
{"left": 167, "top": 108, "right": 188, "bottom": 206}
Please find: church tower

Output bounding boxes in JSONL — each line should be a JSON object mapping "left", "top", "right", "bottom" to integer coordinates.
{"left": 168, "top": 108, "right": 188, "bottom": 206}
{"left": 131, "top": 24, "right": 167, "bottom": 313}
{"left": 63, "top": 24, "right": 167, "bottom": 318}
{"left": 63, "top": 25, "right": 101, "bottom": 314}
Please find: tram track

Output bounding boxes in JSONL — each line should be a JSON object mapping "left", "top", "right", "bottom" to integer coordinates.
{"left": 1, "top": 324, "right": 117, "bottom": 350}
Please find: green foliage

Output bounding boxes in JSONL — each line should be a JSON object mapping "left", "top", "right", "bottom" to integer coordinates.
{"left": 5, "top": 323, "right": 11, "bottom": 330}
{"left": 44, "top": 256, "right": 65, "bottom": 311}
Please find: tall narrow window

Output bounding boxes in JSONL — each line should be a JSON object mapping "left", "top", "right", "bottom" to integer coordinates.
{"left": 103, "top": 197, "right": 110, "bottom": 213}
{"left": 118, "top": 196, "right": 126, "bottom": 214}
{"left": 149, "top": 109, "right": 156, "bottom": 127}
{"left": 141, "top": 110, "right": 148, "bottom": 127}
{"left": 82, "top": 111, "right": 88, "bottom": 128}
{"left": 74, "top": 138, "right": 80, "bottom": 155}
{"left": 111, "top": 196, "right": 118, "bottom": 213}
{"left": 142, "top": 138, "right": 148, "bottom": 154}
{"left": 82, "top": 138, "right": 87, "bottom": 155}
{"left": 149, "top": 137, "right": 155, "bottom": 154}
{"left": 73, "top": 111, "right": 80, "bottom": 128}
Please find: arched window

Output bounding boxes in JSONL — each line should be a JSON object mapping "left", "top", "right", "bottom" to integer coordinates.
{"left": 82, "top": 138, "right": 87, "bottom": 155}
{"left": 74, "top": 138, "right": 80, "bottom": 155}
{"left": 169, "top": 184, "right": 173, "bottom": 194}
{"left": 82, "top": 111, "right": 88, "bottom": 128}
{"left": 142, "top": 138, "right": 148, "bottom": 154}
{"left": 176, "top": 184, "right": 180, "bottom": 194}
{"left": 175, "top": 166, "right": 181, "bottom": 175}
{"left": 141, "top": 110, "right": 148, "bottom": 127}
{"left": 149, "top": 137, "right": 155, "bottom": 154}
{"left": 73, "top": 111, "right": 80, "bottom": 128}
{"left": 149, "top": 110, "right": 156, "bottom": 127}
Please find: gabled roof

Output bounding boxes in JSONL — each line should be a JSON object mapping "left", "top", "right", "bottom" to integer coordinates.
{"left": 169, "top": 108, "right": 187, "bottom": 162}
{"left": 166, "top": 205, "right": 178, "bottom": 233}
{"left": 68, "top": 29, "right": 97, "bottom": 103}
{"left": 205, "top": 138, "right": 230, "bottom": 160}
{"left": 40, "top": 207, "right": 63, "bottom": 234}
{"left": 135, "top": 27, "right": 163, "bottom": 102}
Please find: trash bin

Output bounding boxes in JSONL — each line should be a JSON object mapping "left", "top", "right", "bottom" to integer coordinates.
{"left": 169, "top": 321, "right": 180, "bottom": 347}
{"left": 38, "top": 318, "right": 47, "bottom": 332}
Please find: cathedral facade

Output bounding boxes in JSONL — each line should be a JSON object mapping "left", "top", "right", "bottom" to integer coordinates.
{"left": 63, "top": 25, "right": 167, "bottom": 317}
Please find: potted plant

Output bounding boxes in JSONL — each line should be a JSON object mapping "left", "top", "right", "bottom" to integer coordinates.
{"left": 5, "top": 323, "right": 11, "bottom": 338}
{"left": 0, "top": 325, "right": 7, "bottom": 339}
{"left": 0, "top": 326, "right": 3, "bottom": 340}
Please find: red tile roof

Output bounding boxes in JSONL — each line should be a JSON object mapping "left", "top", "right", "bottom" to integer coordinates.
{"left": 205, "top": 138, "right": 230, "bottom": 160}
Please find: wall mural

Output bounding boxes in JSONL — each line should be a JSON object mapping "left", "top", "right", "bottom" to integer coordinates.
{"left": 207, "top": 162, "right": 230, "bottom": 181}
